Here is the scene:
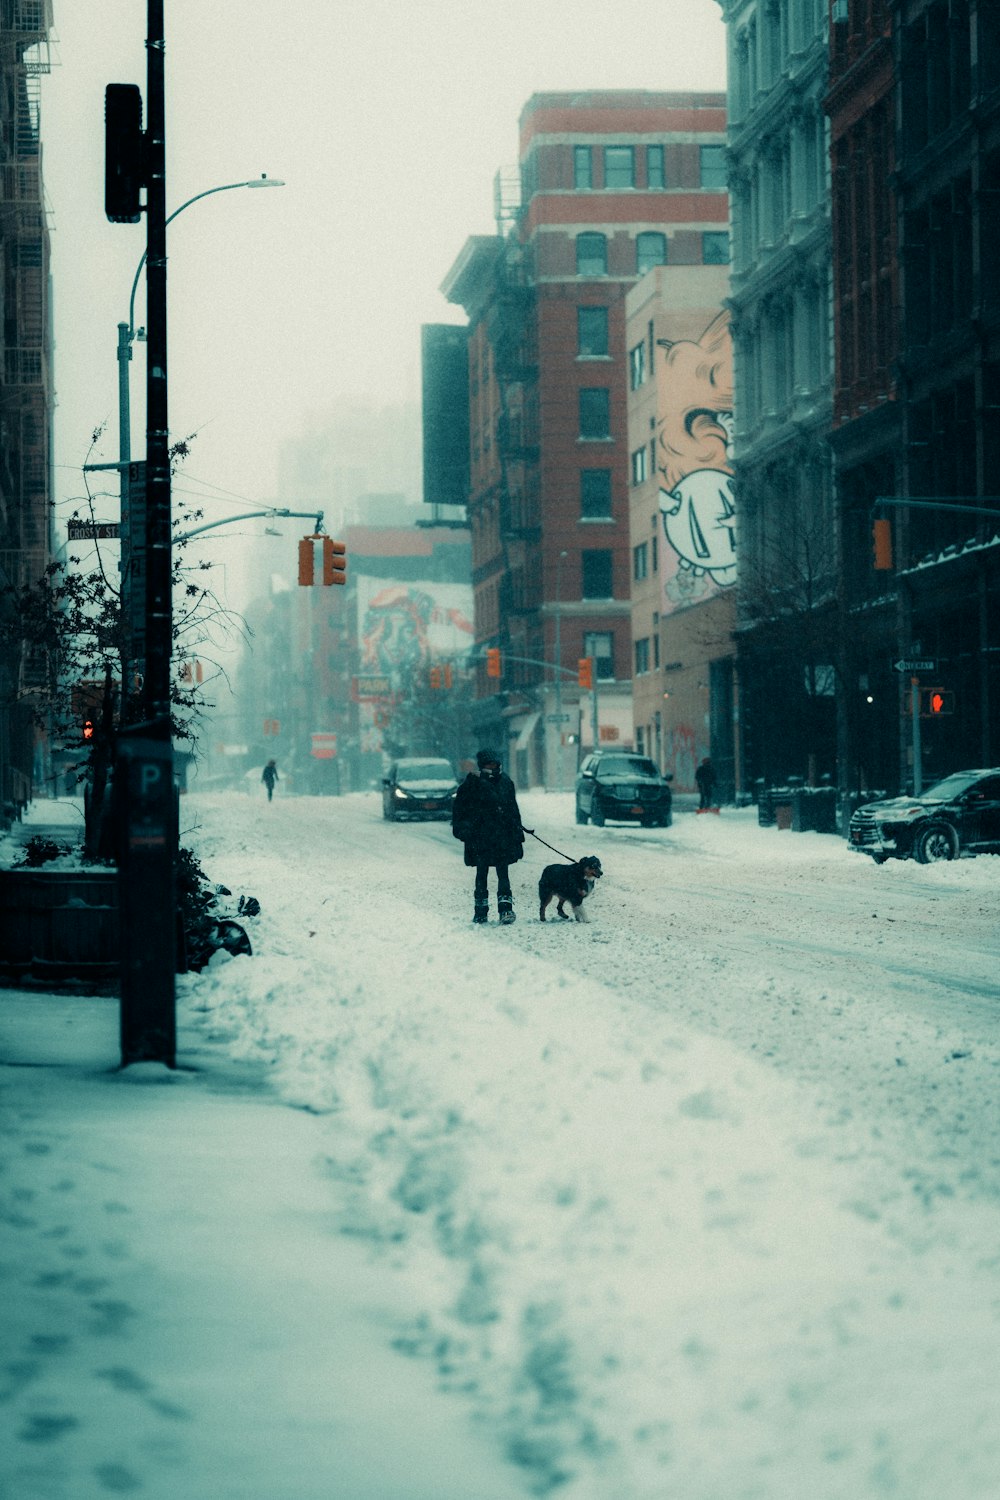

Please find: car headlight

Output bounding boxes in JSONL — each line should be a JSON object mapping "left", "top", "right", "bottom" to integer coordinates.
{"left": 394, "top": 787, "right": 410, "bottom": 800}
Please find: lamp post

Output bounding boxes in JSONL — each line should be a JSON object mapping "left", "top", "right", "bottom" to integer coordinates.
{"left": 552, "top": 549, "right": 567, "bottom": 790}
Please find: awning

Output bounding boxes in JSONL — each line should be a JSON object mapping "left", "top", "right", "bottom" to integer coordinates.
{"left": 514, "top": 711, "right": 540, "bottom": 750}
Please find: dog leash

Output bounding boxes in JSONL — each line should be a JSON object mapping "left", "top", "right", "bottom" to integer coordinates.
{"left": 524, "top": 828, "right": 578, "bottom": 863}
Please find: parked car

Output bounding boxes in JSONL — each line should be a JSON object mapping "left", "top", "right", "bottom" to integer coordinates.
{"left": 381, "top": 757, "right": 458, "bottom": 821}
{"left": 848, "top": 768, "right": 1000, "bottom": 864}
{"left": 575, "top": 752, "right": 672, "bottom": 828}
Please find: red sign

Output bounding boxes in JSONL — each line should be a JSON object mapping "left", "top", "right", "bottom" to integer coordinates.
{"left": 311, "top": 732, "right": 337, "bottom": 759}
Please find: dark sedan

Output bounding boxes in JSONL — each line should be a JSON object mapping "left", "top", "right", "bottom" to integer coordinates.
{"left": 575, "top": 752, "right": 672, "bottom": 828}
{"left": 381, "top": 758, "right": 458, "bottom": 821}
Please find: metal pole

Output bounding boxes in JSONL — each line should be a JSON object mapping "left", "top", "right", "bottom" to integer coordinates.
{"left": 117, "top": 321, "right": 132, "bottom": 705}
{"left": 118, "top": 0, "right": 175, "bottom": 1068}
{"left": 911, "top": 676, "right": 922, "bottom": 795}
{"left": 553, "top": 550, "right": 566, "bottom": 791}
{"left": 144, "top": 0, "right": 170, "bottom": 734}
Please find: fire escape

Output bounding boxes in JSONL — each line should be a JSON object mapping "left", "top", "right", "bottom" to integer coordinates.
{"left": 1, "top": 0, "right": 52, "bottom": 590}
{"left": 488, "top": 169, "right": 541, "bottom": 688}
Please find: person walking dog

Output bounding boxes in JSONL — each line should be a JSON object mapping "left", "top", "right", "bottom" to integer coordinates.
{"left": 451, "top": 748, "right": 530, "bottom": 925}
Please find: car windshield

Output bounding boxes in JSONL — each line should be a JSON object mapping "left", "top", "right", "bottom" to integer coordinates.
{"left": 920, "top": 772, "right": 982, "bottom": 801}
{"left": 596, "top": 756, "right": 659, "bottom": 779}
{"left": 397, "top": 760, "right": 454, "bottom": 781}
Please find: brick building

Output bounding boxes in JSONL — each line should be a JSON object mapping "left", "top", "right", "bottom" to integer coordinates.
{"left": 439, "top": 90, "right": 727, "bottom": 787}
{"left": 0, "top": 0, "right": 54, "bottom": 824}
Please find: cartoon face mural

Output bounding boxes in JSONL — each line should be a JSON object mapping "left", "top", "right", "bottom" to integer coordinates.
{"left": 655, "top": 308, "right": 736, "bottom": 608}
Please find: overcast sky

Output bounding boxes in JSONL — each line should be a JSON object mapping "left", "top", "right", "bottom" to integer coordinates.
{"left": 40, "top": 1, "right": 726, "bottom": 560}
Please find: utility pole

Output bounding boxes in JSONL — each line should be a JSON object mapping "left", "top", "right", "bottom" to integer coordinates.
{"left": 116, "top": 0, "right": 176, "bottom": 1067}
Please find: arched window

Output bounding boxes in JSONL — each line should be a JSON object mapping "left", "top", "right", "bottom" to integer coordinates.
{"left": 576, "top": 232, "right": 607, "bottom": 276}
{"left": 636, "top": 232, "right": 667, "bottom": 275}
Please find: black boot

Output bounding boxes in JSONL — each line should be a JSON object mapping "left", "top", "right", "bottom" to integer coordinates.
{"left": 497, "top": 894, "right": 515, "bottom": 925}
{"left": 473, "top": 898, "right": 489, "bottom": 924}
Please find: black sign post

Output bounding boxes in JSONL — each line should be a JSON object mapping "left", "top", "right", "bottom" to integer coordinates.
{"left": 116, "top": 736, "right": 176, "bottom": 1064}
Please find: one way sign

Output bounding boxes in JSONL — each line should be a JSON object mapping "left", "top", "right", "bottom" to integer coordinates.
{"left": 893, "top": 658, "right": 937, "bottom": 673}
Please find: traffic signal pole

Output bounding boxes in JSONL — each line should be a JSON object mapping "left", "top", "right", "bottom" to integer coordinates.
{"left": 117, "top": 0, "right": 176, "bottom": 1067}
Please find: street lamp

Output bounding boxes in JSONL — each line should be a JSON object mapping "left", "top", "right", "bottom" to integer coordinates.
{"left": 552, "top": 549, "right": 568, "bottom": 791}
{"left": 117, "top": 176, "right": 285, "bottom": 472}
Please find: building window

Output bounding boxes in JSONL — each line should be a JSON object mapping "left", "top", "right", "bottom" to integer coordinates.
{"left": 653, "top": 630, "right": 660, "bottom": 668}
{"left": 576, "top": 232, "right": 607, "bottom": 276}
{"left": 628, "top": 340, "right": 646, "bottom": 390}
{"left": 577, "top": 305, "right": 609, "bottom": 357}
{"left": 630, "top": 447, "right": 648, "bottom": 486}
{"left": 584, "top": 630, "right": 615, "bottom": 679}
{"left": 703, "top": 231, "right": 730, "bottom": 264}
{"left": 580, "top": 468, "right": 613, "bottom": 519}
{"left": 651, "top": 532, "right": 658, "bottom": 573}
{"left": 582, "top": 550, "right": 613, "bottom": 598}
{"left": 633, "top": 541, "right": 649, "bottom": 580}
{"left": 647, "top": 144, "right": 665, "bottom": 188}
{"left": 634, "top": 637, "right": 650, "bottom": 674}
{"left": 636, "top": 231, "right": 667, "bottom": 275}
{"left": 700, "top": 144, "right": 727, "bottom": 189}
{"left": 604, "top": 145, "right": 635, "bottom": 188}
{"left": 579, "top": 387, "right": 611, "bottom": 440}
{"left": 574, "top": 145, "right": 593, "bottom": 189}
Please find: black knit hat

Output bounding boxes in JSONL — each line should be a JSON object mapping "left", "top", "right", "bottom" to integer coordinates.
{"left": 476, "top": 748, "right": 502, "bottom": 769}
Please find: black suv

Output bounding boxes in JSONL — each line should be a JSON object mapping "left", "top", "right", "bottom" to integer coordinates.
{"left": 381, "top": 758, "right": 458, "bottom": 821}
{"left": 576, "top": 753, "right": 672, "bottom": 828}
{"left": 848, "top": 768, "right": 1000, "bottom": 864}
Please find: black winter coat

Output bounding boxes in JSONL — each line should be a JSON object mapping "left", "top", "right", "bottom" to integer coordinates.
{"left": 451, "top": 771, "right": 525, "bottom": 867}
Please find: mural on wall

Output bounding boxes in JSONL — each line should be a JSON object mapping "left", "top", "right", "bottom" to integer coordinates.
{"left": 356, "top": 579, "right": 474, "bottom": 698}
{"left": 656, "top": 308, "right": 736, "bottom": 611}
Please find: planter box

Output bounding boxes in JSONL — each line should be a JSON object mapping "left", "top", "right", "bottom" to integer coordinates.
{"left": 0, "top": 868, "right": 119, "bottom": 981}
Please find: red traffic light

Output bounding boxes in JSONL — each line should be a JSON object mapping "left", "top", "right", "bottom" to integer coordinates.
{"left": 486, "top": 647, "right": 502, "bottom": 678}
{"left": 82, "top": 719, "right": 95, "bottom": 742}
{"left": 429, "top": 666, "right": 442, "bottom": 690}
{"left": 578, "top": 657, "right": 594, "bottom": 690}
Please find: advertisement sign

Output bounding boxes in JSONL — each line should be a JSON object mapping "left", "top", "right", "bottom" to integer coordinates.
{"left": 356, "top": 578, "right": 474, "bottom": 697}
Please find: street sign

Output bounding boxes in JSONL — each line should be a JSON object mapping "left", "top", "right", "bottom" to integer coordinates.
{"left": 67, "top": 520, "right": 120, "bottom": 540}
{"left": 893, "top": 658, "right": 937, "bottom": 673}
{"left": 546, "top": 714, "right": 571, "bottom": 724}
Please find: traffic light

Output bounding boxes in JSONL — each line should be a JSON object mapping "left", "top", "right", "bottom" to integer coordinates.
{"left": 923, "top": 688, "right": 955, "bottom": 717}
{"left": 486, "top": 647, "right": 502, "bottom": 678}
{"left": 872, "top": 518, "right": 893, "bottom": 571}
{"left": 443, "top": 664, "right": 453, "bottom": 689}
{"left": 429, "top": 666, "right": 442, "bottom": 690}
{"left": 298, "top": 535, "right": 347, "bottom": 585}
{"left": 321, "top": 536, "right": 347, "bottom": 586}
{"left": 105, "top": 84, "right": 144, "bottom": 224}
{"left": 82, "top": 719, "right": 95, "bottom": 742}
{"left": 578, "top": 657, "right": 594, "bottom": 690}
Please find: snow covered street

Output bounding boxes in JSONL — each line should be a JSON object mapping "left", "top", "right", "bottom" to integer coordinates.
{"left": 184, "top": 789, "right": 999, "bottom": 1498}
{"left": 3, "top": 789, "right": 1000, "bottom": 1498}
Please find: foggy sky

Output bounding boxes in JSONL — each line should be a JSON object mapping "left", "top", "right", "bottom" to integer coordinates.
{"left": 40, "top": 1, "right": 726, "bottom": 598}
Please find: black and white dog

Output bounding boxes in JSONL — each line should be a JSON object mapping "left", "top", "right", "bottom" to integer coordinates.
{"left": 538, "top": 856, "right": 603, "bottom": 922}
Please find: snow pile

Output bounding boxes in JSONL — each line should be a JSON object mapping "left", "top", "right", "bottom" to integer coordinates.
{"left": 178, "top": 791, "right": 1000, "bottom": 1498}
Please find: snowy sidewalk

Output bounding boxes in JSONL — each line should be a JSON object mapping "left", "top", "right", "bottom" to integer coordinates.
{"left": 0, "top": 990, "right": 525, "bottom": 1500}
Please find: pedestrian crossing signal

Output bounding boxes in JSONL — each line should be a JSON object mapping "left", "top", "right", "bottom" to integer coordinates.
{"left": 923, "top": 688, "right": 954, "bottom": 716}
{"left": 429, "top": 666, "right": 442, "bottom": 690}
{"left": 873, "top": 518, "right": 893, "bottom": 570}
{"left": 578, "top": 657, "right": 594, "bottom": 690}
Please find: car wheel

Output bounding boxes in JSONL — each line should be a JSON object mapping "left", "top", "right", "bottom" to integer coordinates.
{"left": 576, "top": 803, "right": 589, "bottom": 825}
{"left": 591, "top": 802, "right": 606, "bottom": 828}
{"left": 914, "top": 822, "right": 958, "bottom": 864}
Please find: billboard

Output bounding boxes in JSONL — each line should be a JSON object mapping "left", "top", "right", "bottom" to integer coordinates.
{"left": 655, "top": 308, "right": 736, "bottom": 614}
{"left": 356, "top": 578, "right": 474, "bottom": 698}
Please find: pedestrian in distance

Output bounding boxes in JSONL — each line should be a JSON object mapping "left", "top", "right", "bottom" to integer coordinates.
{"left": 451, "top": 748, "right": 532, "bottom": 925}
{"left": 695, "top": 756, "right": 716, "bottom": 812}
{"left": 262, "top": 759, "right": 279, "bottom": 802}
